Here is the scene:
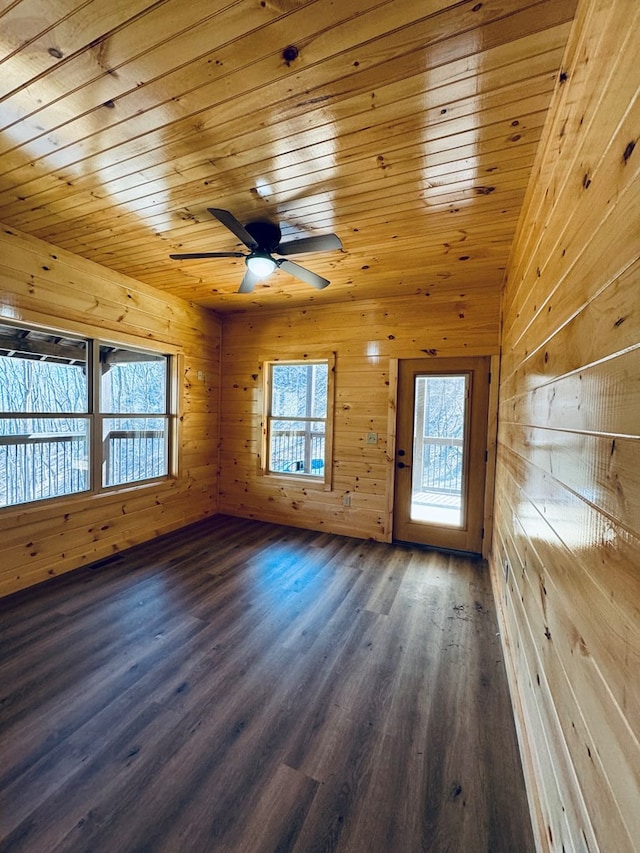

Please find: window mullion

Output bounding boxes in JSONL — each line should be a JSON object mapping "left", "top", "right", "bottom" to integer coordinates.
{"left": 90, "top": 339, "right": 102, "bottom": 493}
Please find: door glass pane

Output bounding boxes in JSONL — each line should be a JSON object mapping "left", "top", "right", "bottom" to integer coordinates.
{"left": 410, "top": 374, "right": 467, "bottom": 527}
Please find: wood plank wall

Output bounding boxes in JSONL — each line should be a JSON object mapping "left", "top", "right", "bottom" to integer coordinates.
{"left": 489, "top": 0, "right": 640, "bottom": 850}
{"left": 0, "top": 225, "right": 221, "bottom": 597}
{"left": 219, "top": 288, "right": 500, "bottom": 541}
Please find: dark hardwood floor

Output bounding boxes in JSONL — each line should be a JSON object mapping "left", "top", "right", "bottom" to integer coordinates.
{"left": 0, "top": 515, "right": 535, "bottom": 853}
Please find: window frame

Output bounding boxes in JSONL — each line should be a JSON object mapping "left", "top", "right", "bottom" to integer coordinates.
{"left": 95, "top": 340, "right": 173, "bottom": 491}
{"left": 0, "top": 320, "right": 177, "bottom": 512}
{"left": 260, "top": 354, "right": 335, "bottom": 490}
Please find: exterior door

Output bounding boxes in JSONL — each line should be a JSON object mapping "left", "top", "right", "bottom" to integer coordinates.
{"left": 393, "top": 357, "right": 490, "bottom": 553}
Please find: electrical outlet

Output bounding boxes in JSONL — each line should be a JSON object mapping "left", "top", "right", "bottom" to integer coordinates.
{"left": 366, "top": 432, "right": 378, "bottom": 445}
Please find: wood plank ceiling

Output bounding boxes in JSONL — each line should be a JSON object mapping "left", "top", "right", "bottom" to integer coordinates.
{"left": 0, "top": 0, "right": 577, "bottom": 313}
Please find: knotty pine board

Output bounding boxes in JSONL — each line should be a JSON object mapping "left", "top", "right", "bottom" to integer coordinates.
{"left": 489, "top": 0, "right": 640, "bottom": 850}
{"left": 0, "top": 225, "right": 221, "bottom": 596}
{"left": 219, "top": 291, "right": 500, "bottom": 542}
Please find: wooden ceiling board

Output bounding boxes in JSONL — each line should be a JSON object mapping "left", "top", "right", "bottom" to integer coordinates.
{"left": 0, "top": 35, "right": 561, "bottom": 223}
{"left": 0, "top": 21, "right": 563, "bottom": 214}
{"left": 0, "top": 0, "right": 578, "bottom": 314}
{"left": 9, "top": 86, "right": 551, "bottom": 238}
{"left": 37, "top": 111, "right": 547, "bottom": 246}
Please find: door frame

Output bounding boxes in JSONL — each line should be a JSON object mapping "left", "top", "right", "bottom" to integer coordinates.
{"left": 387, "top": 355, "right": 499, "bottom": 557}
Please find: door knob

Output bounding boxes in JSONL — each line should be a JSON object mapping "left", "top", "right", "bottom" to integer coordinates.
{"left": 397, "top": 461, "right": 409, "bottom": 469}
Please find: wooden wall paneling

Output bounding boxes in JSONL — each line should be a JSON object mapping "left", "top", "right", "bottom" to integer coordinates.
{"left": 504, "top": 163, "right": 639, "bottom": 373}
{"left": 500, "top": 0, "right": 612, "bottom": 322}
{"left": 498, "top": 257, "right": 639, "bottom": 408}
{"left": 496, "top": 448, "right": 640, "bottom": 703}
{"left": 481, "top": 354, "right": 501, "bottom": 558}
{"left": 502, "top": 0, "right": 639, "bottom": 338}
{"left": 493, "top": 486, "right": 639, "bottom": 852}
{"left": 490, "top": 0, "right": 640, "bottom": 849}
{"left": 0, "top": 228, "right": 216, "bottom": 343}
{"left": 384, "top": 358, "right": 399, "bottom": 542}
{"left": 219, "top": 293, "right": 500, "bottom": 541}
{"left": 506, "top": 348, "right": 639, "bottom": 435}
{"left": 501, "top": 423, "right": 640, "bottom": 536}
{"left": 0, "top": 226, "right": 221, "bottom": 596}
{"left": 492, "top": 520, "right": 598, "bottom": 853}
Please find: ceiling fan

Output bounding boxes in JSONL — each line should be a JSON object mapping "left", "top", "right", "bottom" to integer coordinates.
{"left": 169, "top": 208, "right": 343, "bottom": 293}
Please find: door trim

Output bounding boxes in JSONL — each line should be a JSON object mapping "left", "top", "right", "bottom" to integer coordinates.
{"left": 392, "top": 357, "right": 491, "bottom": 554}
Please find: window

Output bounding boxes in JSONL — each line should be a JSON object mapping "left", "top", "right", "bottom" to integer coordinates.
{"left": 100, "top": 346, "right": 169, "bottom": 488}
{"left": 0, "top": 323, "right": 173, "bottom": 509}
{"left": 263, "top": 357, "right": 334, "bottom": 485}
{"left": 0, "top": 329, "right": 89, "bottom": 507}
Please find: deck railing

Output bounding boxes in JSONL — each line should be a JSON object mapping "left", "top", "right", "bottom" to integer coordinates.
{"left": 416, "top": 436, "right": 463, "bottom": 494}
{"left": 270, "top": 429, "right": 325, "bottom": 475}
{"left": 0, "top": 429, "right": 166, "bottom": 507}
{"left": 0, "top": 433, "right": 88, "bottom": 506}
{"left": 103, "top": 429, "right": 166, "bottom": 487}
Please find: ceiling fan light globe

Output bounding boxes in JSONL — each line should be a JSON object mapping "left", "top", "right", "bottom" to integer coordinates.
{"left": 246, "top": 253, "right": 276, "bottom": 278}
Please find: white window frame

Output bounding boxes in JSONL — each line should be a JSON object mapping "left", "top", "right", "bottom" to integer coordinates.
{"left": 260, "top": 354, "right": 335, "bottom": 490}
{"left": 0, "top": 321, "right": 176, "bottom": 511}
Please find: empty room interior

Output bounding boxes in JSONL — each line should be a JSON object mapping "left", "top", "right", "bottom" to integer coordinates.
{"left": 0, "top": 0, "right": 638, "bottom": 851}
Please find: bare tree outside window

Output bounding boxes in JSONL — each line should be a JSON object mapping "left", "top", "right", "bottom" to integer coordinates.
{"left": 100, "top": 347, "right": 169, "bottom": 488}
{"left": 410, "top": 374, "right": 468, "bottom": 527}
{"left": 0, "top": 331, "right": 89, "bottom": 507}
{"left": 0, "top": 324, "right": 171, "bottom": 509}
{"left": 267, "top": 361, "right": 328, "bottom": 477}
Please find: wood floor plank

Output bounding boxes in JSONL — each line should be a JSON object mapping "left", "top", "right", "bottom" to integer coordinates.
{"left": 0, "top": 515, "right": 534, "bottom": 852}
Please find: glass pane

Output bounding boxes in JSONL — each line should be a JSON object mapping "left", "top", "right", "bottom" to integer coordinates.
{"left": 410, "top": 374, "right": 467, "bottom": 527}
{"left": 0, "top": 417, "right": 89, "bottom": 507}
{"left": 102, "top": 417, "right": 168, "bottom": 487}
{"left": 0, "top": 328, "right": 87, "bottom": 414}
{"left": 100, "top": 347, "right": 167, "bottom": 414}
{"left": 269, "top": 419, "right": 325, "bottom": 476}
{"left": 271, "top": 363, "right": 327, "bottom": 418}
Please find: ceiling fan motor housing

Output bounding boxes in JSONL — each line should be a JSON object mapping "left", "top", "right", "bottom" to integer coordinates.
{"left": 245, "top": 221, "right": 282, "bottom": 252}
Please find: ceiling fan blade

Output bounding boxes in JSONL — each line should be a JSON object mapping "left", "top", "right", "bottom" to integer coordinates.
{"left": 278, "top": 259, "right": 330, "bottom": 289}
{"left": 275, "top": 233, "right": 342, "bottom": 256}
{"left": 208, "top": 208, "right": 259, "bottom": 250}
{"left": 238, "top": 268, "right": 260, "bottom": 294}
{"left": 169, "top": 251, "right": 245, "bottom": 259}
